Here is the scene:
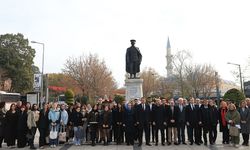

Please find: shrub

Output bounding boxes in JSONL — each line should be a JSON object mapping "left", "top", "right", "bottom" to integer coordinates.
{"left": 65, "top": 89, "right": 74, "bottom": 105}
{"left": 224, "top": 88, "right": 245, "bottom": 106}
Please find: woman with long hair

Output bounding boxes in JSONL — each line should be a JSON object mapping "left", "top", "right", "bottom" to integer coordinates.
{"left": 17, "top": 105, "right": 28, "bottom": 148}
{"left": 27, "top": 104, "right": 39, "bottom": 149}
{"left": 5, "top": 103, "right": 18, "bottom": 148}
{"left": 38, "top": 103, "right": 49, "bottom": 149}
{"left": 100, "top": 105, "right": 112, "bottom": 145}
{"left": 113, "top": 103, "right": 124, "bottom": 144}
{"left": 225, "top": 103, "right": 241, "bottom": 147}
{"left": 218, "top": 100, "right": 229, "bottom": 144}
{"left": 88, "top": 104, "right": 99, "bottom": 146}
{"left": 48, "top": 102, "right": 60, "bottom": 148}
{"left": 72, "top": 106, "right": 84, "bottom": 146}
{"left": 81, "top": 104, "right": 88, "bottom": 143}
{"left": 238, "top": 100, "right": 250, "bottom": 146}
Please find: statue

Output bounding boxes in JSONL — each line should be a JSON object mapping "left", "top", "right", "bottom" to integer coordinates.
{"left": 126, "top": 39, "right": 142, "bottom": 79}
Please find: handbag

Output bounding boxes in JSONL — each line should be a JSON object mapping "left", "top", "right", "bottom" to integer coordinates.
{"left": 59, "top": 125, "right": 67, "bottom": 142}
{"left": 49, "top": 126, "right": 58, "bottom": 140}
{"left": 229, "top": 126, "right": 239, "bottom": 136}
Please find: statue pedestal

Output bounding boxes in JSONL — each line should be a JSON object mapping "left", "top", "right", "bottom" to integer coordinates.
{"left": 125, "top": 79, "right": 143, "bottom": 102}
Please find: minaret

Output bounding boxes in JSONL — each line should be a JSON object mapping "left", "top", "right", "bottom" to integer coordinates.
{"left": 166, "top": 37, "right": 173, "bottom": 77}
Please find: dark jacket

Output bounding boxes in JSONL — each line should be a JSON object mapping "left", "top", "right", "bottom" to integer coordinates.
{"left": 166, "top": 105, "right": 179, "bottom": 127}
{"left": 38, "top": 109, "right": 49, "bottom": 129}
{"left": 210, "top": 105, "right": 219, "bottom": 126}
{"left": 186, "top": 104, "right": 199, "bottom": 127}
{"left": 17, "top": 111, "right": 28, "bottom": 131}
{"left": 72, "top": 111, "right": 84, "bottom": 127}
{"left": 200, "top": 105, "right": 212, "bottom": 129}
{"left": 5, "top": 110, "right": 18, "bottom": 141}
{"left": 113, "top": 108, "right": 124, "bottom": 125}
{"left": 177, "top": 105, "right": 186, "bottom": 123}
{"left": 238, "top": 107, "right": 250, "bottom": 134}
{"left": 136, "top": 103, "right": 151, "bottom": 125}
{"left": 88, "top": 110, "right": 99, "bottom": 123}
{"left": 153, "top": 105, "right": 166, "bottom": 128}
{"left": 124, "top": 108, "right": 135, "bottom": 128}
{"left": 100, "top": 110, "right": 112, "bottom": 128}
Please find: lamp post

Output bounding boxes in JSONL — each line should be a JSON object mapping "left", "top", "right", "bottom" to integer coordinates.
{"left": 31, "top": 41, "right": 45, "bottom": 104}
{"left": 227, "top": 62, "right": 244, "bottom": 93}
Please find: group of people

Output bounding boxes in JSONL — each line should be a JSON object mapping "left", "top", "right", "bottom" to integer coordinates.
{"left": 0, "top": 97, "right": 249, "bottom": 149}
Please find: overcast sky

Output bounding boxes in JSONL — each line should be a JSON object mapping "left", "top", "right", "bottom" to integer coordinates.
{"left": 1, "top": 0, "right": 250, "bottom": 87}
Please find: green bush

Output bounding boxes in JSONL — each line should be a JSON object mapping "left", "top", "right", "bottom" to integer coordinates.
{"left": 65, "top": 89, "right": 75, "bottom": 105}
{"left": 224, "top": 88, "right": 245, "bottom": 106}
{"left": 114, "top": 95, "right": 125, "bottom": 104}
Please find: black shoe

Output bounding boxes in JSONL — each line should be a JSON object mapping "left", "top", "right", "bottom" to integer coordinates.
{"left": 190, "top": 142, "right": 193, "bottom": 145}
{"left": 30, "top": 147, "right": 36, "bottom": 150}
{"left": 195, "top": 142, "right": 200, "bottom": 145}
{"left": 138, "top": 143, "right": 142, "bottom": 147}
{"left": 91, "top": 141, "right": 96, "bottom": 146}
{"left": 174, "top": 142, "right": 178, "bottom": 145}
{"left": 168, "top": 142, "right": 171, "bottom": 145}
{"left": 146, "top": 143, "right": 152, "bottom": 146}
{"left": 183, "top": 142, "right": 187, "bottom": 145}
{"left": 162, "top": 143, "right": 165, "bottom": 146}
{"left": 204, "top": 142, "right": 207, "bottom": 146}
{"left": 155, "top": 143, "right": 158, "bottom": 146}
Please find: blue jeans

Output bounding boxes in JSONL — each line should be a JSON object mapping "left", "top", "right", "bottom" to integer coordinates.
{"left": 74, "top": 127, "right": 83, "bottom": 145}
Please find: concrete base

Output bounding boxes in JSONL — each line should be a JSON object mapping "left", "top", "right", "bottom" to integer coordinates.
{"left": 125, "top": 78, "right": 143, "bottom": 102}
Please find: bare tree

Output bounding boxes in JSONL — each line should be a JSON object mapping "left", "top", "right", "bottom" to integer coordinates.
{"left": 63, "top": 53, "right": 117, "bottom": 100}
{"left": 140, "top": 67, "right": 160, "bottom": 97}
{"left": 172, "top": 50, "right": 192, "bottom": 97}
{"left": 185, "top": 64, "right": 218, "bottom": 98}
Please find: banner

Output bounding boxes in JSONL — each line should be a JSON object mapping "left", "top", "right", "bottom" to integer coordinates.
{"left": 33, "top": 74, "right": 42, "bottom": 91}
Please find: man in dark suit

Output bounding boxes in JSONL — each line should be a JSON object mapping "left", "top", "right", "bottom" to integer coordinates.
{"left": 208, "top": 100, "right": 219, "bottom": 145}
{"left": 166, "top": 99, "right": 179, "bottom": 145}
{"left": 133, "top": 99, "right": 139, "bottom": 142}
{"left": 136, "top": 98, "right": 151, "bottom": 146}
{"left": 177, "top": 98, "right": 187, "bottom": 145}
{"left": 195, "top": 99, "right": 203, "bottom": 144}
{"left": 200, "top": 99, "right": 211, "bottom": 145}
{"left": 148, "top": 98, "right": 156, "bottom": 143}
{"left": 186, "top": 98, "right": 200, "bottom": 145}
{"left": 152, "top": 99, "right": 166, "bottom": 146}
{"left": 161, "top": 98, "right": 169, "bottom": 142}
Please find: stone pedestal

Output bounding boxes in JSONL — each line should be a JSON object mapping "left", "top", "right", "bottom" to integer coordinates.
{"left": 125, "top": 79, "right": 143, "bottom": 102}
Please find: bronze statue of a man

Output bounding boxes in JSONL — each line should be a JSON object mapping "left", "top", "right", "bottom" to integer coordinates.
{"left": 126, "top": 39, "right": 142, "bottom": 79}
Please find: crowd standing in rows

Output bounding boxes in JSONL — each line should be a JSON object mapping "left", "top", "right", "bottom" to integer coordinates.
{"left": 0, "top": 97, "right": 249, "bottom": 149}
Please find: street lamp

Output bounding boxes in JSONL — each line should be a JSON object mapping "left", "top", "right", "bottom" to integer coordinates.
{"left": 227, "top": 62, "right": 244, "bottom": 93}
{"left": 31, "top": 41, "right": 45, "bottom": 104}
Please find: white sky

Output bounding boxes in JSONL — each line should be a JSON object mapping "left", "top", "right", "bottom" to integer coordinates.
{"left": 1, "top": 0, "right": 250, "bottom": 87}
